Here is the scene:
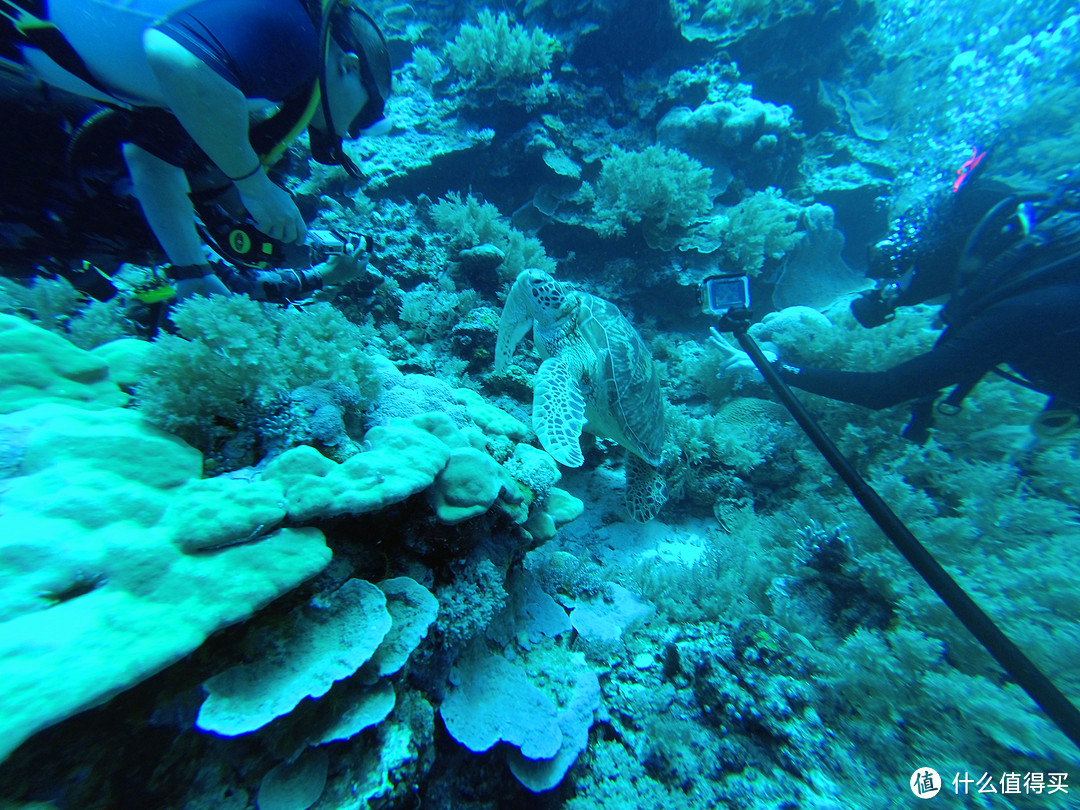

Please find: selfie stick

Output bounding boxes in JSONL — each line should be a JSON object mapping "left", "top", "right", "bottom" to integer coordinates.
{"left": 716, "top": 306, "right": 1080, "bottom": 751}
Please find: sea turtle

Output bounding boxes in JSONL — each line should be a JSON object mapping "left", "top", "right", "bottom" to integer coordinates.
{"left": 495, "top": 269, "right": 667, "bottom": 522}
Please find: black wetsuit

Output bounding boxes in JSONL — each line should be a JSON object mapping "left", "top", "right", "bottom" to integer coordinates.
{"left": 156, "top": 0, "right": 319, "bottom": 102}
{"left": 1, "top": 0, "right": 321, "bottom": 168}
{"left": 778, "top": 282, "right": 1080, "bottom": 409}
{"left": 129, "top": 0, "right": 320, "bottom": 170}
{"left": 139, "top": 0, "right": 329, "bottom": 303}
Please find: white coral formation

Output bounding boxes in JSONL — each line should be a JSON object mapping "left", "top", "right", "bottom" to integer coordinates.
{"left": 196, "top": 575, "right": 438, "bottom": 742}
{"left": 440, "top": 570, "right": 601, "bottom": 793}
{"left": 0, "top": 320, "right": 581, "bottom": 769}
{"left": 196, "top": 579, "right": 393, "bottom": 737}
{"left": 658, "top": 97, "right": 797, "bottom": 194}
{"left": 368, "top": 577, "right": 440, "bottom": 678}
{"left": 0, "top": 326, "right": 332, "bottom": 762}
{"left": 441, "top": 641, "right": 601, "bottom": 793}
{"left": 441, "top": 650, "right": 564, "bottom": 760}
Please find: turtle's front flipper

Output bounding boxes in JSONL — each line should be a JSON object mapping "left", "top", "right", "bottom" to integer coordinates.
{"left": 626, "top": 454, "right": 666, "bottom": 522}
{"left": 534, "top": 357, "right": 587, "bottom": 467}
{"left": 495, "top": 272, "right": 536, "bottom": 373}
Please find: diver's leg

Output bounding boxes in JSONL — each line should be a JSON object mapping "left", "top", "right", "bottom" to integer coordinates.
{"left": 122, "top": 141, "right": 205, "bottom": 266}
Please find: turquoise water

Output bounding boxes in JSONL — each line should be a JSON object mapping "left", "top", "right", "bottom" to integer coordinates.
{"left": 1, "top": 0, "right": 1079, "bottom": 807}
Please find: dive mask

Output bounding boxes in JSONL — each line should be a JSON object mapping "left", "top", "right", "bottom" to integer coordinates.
{"left": 313, "top": 1, "right": 391, "bottom": 175}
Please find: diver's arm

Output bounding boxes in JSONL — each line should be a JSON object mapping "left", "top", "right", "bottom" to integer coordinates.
{"left": 778, "top": 310, "right": 1017, "bottom": 410}
{"left": 142, "top": 29, "right": 258, "bottom": 180}
{"left": 141, "top": 29, "right": 306, "bottom": 243}
{"left": 777, "top": 359, "right": 961, "bottom": 410}
{"left": 216, "top": 266, "right": 323, "bottom": 301}
{"left": 215, "top": 240, "right": 373, "bottom": 300}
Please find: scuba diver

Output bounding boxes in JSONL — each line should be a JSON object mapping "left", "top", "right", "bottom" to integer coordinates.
{"left": 1, "top": 0, "right": 390, "bottom": 302}
{"left": 702, "top": 160, "right": 1080, "bottom": 751}
{"left": 775, "top": 150, "right": 1080, "bottom": 442}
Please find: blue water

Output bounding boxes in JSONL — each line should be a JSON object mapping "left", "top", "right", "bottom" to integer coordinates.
{"left": 1, "top": 0, "right": 1079, "bottom": 808}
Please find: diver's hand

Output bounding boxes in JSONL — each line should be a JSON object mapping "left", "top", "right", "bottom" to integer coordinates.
{"left": 317, "top": 243, "right": 371, "bottom": 285}
{"left": 317, "top": 253, "right": 365, "bottom": 286}
{"left": 174, "top": 273, "right": 230, "bottom": 300}
{"left": 708, "top": 327, "right": 777, "bottom": 382}
{"left": 233, "top": 169, "right": 307, "bottom": 245}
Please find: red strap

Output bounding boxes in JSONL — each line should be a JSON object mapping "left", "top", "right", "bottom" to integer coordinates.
{"left": 952, "top": 147, "right": 987, "bottom": 193}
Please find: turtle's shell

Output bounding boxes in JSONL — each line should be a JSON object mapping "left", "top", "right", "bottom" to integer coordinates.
{"left": 540, "top": 291, "right": 666, "bottom": 465}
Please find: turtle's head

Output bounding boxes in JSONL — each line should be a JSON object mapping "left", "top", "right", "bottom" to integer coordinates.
{"left": 495, "top": 269, "right": 564, "bottom": 372}
{"left": 524, "top": 270, "right": 565, "bottom": 315}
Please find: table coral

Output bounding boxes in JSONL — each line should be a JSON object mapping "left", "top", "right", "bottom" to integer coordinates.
{"left": 195, "top": 579, "right": 393, "bottom": 737}
{"left": 368, "top": 577, "right": 440, "bottom": 678}
{"left": 441, "top": 638, "right": 601, "bottom": 793}
{"left": 440, "top": 648, "right": 563, "bottom": 760}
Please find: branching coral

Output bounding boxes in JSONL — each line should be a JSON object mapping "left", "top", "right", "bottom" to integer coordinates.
{"left": 446, "top": 9, "right": 560, "bottom": 84}
{"left": 134, "top": 295, "right": 381, "bottom": 460}
{"left": 589, "top": 145, "right": 714, "bottom": 239}
{"left": 398, "top": 281, "right": 478, "bottom": 342}
{"left": 431, "top": 192, "right": 556, "bottom": 281}
{"left": 713, "top": 188, "right": 805, "bottom": 276}
{"left": 0, "top": 275, "right": 132, "bottom": 349}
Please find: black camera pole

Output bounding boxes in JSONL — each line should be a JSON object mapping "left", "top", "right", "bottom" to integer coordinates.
{"left": 716, "top": 307, "right": 1080, "bottom": 752}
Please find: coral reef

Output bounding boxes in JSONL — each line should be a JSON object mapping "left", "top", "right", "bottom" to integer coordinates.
{"left": 657, "top": 96, "right": 802, "bottom": 194}
{"left": 4, "top": 0, "right": 1080, "bottom": 808}
{"left": 710, "top": 187, "right": 806, "bottom": 277}
{"left": 431, "top": 191, "right": 556, "bottom": 282}
{"left": 134, "top": 295, "right": 382, "bottom": 468}
{"left": 0, "top": 328, "right": 332, "bottom": 761}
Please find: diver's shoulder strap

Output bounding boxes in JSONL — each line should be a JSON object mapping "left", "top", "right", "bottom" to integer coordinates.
{"left": 250, "top": 83, "right": 321, "bottom": 167}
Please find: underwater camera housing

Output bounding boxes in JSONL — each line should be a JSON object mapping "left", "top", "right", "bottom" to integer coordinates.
{"left": 700, "top": 273, "right": 752, "bottom": 334}
{"left": 699, "top": 273, "right": 750, "bottom": 315}
{"left": 850, "top": 281, "right": 903, "bottom": 328}
{"left": 198, "top": 209, "right": 373, "bottom": 271}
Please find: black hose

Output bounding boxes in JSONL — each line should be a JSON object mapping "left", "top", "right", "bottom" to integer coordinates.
{"left": 730, "top": 324, "right": 1080, "bottom": 752}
